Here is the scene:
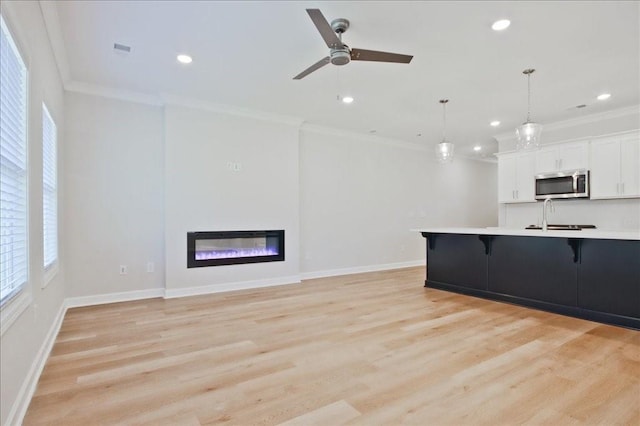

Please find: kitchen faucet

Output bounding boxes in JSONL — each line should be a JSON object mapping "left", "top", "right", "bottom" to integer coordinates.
{"left": 542, "top": 198, "right": 554, "bottom": 231}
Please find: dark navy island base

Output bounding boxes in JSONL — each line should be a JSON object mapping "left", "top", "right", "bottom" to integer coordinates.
{"left": 421, "top": 232, "right": 640, "bottom": 330}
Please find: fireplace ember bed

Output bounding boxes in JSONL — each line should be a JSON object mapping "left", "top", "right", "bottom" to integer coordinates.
{"left": 187, "top": 230, "right": 284, "bottom": 268}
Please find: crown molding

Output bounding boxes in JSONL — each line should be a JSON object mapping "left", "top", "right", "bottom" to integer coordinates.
{"left": 63, "top": 80, "right": 305, "bottom": 127}
{"left": 457, "top": 154, "right": 498, "bottom": 164}
{"left": 63, "top": 80, "right": 497, "bottom": 164}
{"left": 301, "top": 123, "right": 429, "bottom": 152}
{"left": 302, "top": 123, "right": 499, "bottom": 164}
{"left": 494, "top": 105, "right": 640, "bottom": 142}
{"left": 161, "top": 94, "right": 304, "bottom": 127}
{"left": 39, "top": 0, "right": 70, "bottom": 85}
{"left": 65, "top": 81, "right": 165, "bottom": 106}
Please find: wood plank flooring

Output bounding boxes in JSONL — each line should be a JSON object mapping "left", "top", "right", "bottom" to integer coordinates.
{"left": 24, "top": 267, "right": 639, "bottom": 425}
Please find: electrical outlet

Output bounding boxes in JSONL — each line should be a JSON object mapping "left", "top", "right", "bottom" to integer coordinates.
{"left": 119, "top": 265, "right": 128, "bottom": 275}
{"left": 146, "top": 261, "right": 155, "bottom": 273}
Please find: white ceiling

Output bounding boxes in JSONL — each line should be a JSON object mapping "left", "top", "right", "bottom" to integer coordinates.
{"left": 50, "top": 1, "right": 639, "bottom": 157}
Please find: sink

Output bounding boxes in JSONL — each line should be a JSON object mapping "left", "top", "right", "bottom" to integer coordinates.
{"left": 525, "top": 224, "right": 596, "bottom": 231}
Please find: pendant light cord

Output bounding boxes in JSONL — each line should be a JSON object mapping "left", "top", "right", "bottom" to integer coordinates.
{"left": 527, "top": 72, "right": 531, "bottom": 123}
{"left": 442, "top": 102, "right": 446, "bottom": 141}
{"left": 523, "top": 68, "right": 535, "bottom": 123}
{"left": 440, "top": 99, "right": 448, "bottom": 142}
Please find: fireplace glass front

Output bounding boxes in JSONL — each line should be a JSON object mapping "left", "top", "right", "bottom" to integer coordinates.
{"left": 187, "top": 230, "right": 284, "bottom": 268}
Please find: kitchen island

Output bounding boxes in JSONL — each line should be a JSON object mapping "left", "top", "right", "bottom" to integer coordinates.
{"left": 415, "top": 227, "right": 640, "bottom": 329}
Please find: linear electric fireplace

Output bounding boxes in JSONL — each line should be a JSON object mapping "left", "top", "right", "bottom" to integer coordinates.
{"left": 187, "top": 230, "right": 285, "bottom": 268}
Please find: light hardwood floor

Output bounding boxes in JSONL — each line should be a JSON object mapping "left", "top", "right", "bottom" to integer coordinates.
{"left": 24, "top": 267, "right": 639, "bottom": 425}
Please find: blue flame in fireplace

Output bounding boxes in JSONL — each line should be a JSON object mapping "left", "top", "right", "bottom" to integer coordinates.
{"left": 195, "top": 247, "right": 279, "bottom": 261}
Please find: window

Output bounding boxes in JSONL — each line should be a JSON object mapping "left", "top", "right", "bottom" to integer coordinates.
{"left": 42, "top": 103, "right": 57, "bottom": 274}
{"left": 0, "top": 16, "right": 28, "bottom": 306}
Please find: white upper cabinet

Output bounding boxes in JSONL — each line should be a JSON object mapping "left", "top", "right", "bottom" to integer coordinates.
{"left": 620, "top": 137, "right": 640, "bottom": 197}
{"left": 591, "top": 133, "right": 640, "bottom": 199}
{"left": 535, "top": 142, "right": 589, "bottom": 174}
{"left": 498, "top": 152, "right": 536, "bottom": 203}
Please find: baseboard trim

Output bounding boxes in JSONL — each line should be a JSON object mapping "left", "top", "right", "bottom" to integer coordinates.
{"left": 300, "top": 260, "right": 425, "bottom": 280}
{"left": 65, "top": 288, "right": 165, "bottom": 309}
{"left": 163, "top": 275, "right": 302, "bottom": 299}
{"left": 4, "top": 301, "right": 67, "bottom": 426}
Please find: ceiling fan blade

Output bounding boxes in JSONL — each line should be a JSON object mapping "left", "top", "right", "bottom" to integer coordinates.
{"left": 293, "top": 56, "right": 331, "bottom": 80}
{"left": 351, "top": 48, "right": 413, "bottom": 63}
{"left": 306, "top": 9, "right": 342, "bottom": 48}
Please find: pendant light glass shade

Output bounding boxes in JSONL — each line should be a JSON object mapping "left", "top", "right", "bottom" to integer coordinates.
{"left": 515, "top": 69, "right": 542, "bottom": 150}
{"left": 515, "top": 121, "right": 543, "bottom": 150}
{"left": 436, "top": 141, "right": 455, "bottom": 163}
{"left": 435, "top": 99, "right": 454, "bottom": 163}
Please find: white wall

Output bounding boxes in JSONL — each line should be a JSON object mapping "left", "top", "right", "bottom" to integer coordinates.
{"left": 300, "top": 127, "right": 498, "bottom": 275}
{"left": 63, "top": 96, "right": 498, "bottom": 296}
{"left": 0, "top": 2, "right": 65, "bottom": 424}
{"left": 163, "top": 105, "right": 301, "bottom": 294}
{"left": 64, "top": 92, "right": 165, "bottom": 299}
{"left": 496, "top": 108, "right": 640, "bottom": 231}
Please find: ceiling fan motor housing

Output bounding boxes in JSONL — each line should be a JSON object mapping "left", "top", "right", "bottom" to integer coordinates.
{"left": 330, "top": 47, "right": 351, "bottom": 65}
{"left": 293, "top": 9, "right": 413, "bottom": 79}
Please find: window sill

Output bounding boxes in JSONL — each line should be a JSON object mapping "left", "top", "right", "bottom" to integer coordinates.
{"left": 1, "top": 290, "right": 31, "bottom": 336}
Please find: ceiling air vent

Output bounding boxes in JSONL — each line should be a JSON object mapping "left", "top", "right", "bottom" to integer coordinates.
{"left": 113, "top": 43, "right": 131, "bottom": 53}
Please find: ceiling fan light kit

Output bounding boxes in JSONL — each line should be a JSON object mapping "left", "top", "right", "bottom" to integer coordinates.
{"left": 293, "top": 9, "right": 413, "bottom": 80}
{"left": 436, "top": 99, "right": 455, "bottom": 163}
{"left": 515, "top": 68, "right": 543, "bottom": 151}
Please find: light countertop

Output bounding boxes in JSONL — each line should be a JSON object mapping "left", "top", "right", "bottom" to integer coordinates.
{"left": 412, "top": 227, "right": 640, "bottom": 241}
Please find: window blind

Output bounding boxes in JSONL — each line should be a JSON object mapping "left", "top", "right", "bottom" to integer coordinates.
{"left": 1, "top": 16, "right": 28, "bottom": 306}
{"left": 42, "top": 104, "right": 57, "bottom": 270}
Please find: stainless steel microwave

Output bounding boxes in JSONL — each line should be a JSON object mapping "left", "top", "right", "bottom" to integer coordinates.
{"left": 535, "top": 169, "right": 589, "bottom": 200}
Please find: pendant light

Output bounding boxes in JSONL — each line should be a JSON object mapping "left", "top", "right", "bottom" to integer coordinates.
{"left": 515, "top": 68, "right": 542, "bottom": 150}
{"left": 436, "top": 99, "right": 454, "bottom": 163}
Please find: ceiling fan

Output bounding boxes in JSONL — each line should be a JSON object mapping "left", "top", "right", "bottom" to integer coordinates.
{"left": 293, "top": 9, "right": 413, "bottom": 80}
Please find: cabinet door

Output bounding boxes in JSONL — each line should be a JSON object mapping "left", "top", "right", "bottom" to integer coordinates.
{"left": 498, "top": 156, "right": 516, "bottom": 203}
{"left": 515, "top": 153, "right": 536, "bottom": 201}
{"left": 620, "top": 137, "right": 640, "bottom": 197}
{"left": 536, "top": 148, "right": 558, "bottom": 173}
{"left": 559, "top": 143, "right": 589, "bottom": 171}
{"left": 535, "top": 143, "right": 589, "bottom": 173}
{"left": 578, "top": 239, "right": 640, "bottom": 318}
{"left": 426, "top": 234, "right": 488, "bottom": 291}
{"left": 535, "top": 148, "right": 559, "bottom": 174}
{"left": 590, "top": 139, "right": 620, "bottom": 199}
{"left": 489, "top": 236, "right": 578, "bottom": 306}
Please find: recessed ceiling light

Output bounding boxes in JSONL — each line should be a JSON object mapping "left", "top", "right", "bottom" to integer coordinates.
{"left": 342, "top": 96, "right": 354, "bottom": 104}
{"left": 177, "top": 54, "right": 193, "bottom": 64}
{"left": 473, "top": 146, "right": 482, "bottom": 152}
{"left": 490, "top": 120, "right": 501, "bottom": 127}
{"left": 491, "top": 19, "right": 511, "bottom": 31}
{"left": 597, "top": 93, "right": 611, "bottom": 101}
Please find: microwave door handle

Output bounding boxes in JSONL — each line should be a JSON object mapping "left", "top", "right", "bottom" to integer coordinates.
{"left": 573, "top": 175, "right": 578, "bottom": 192}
